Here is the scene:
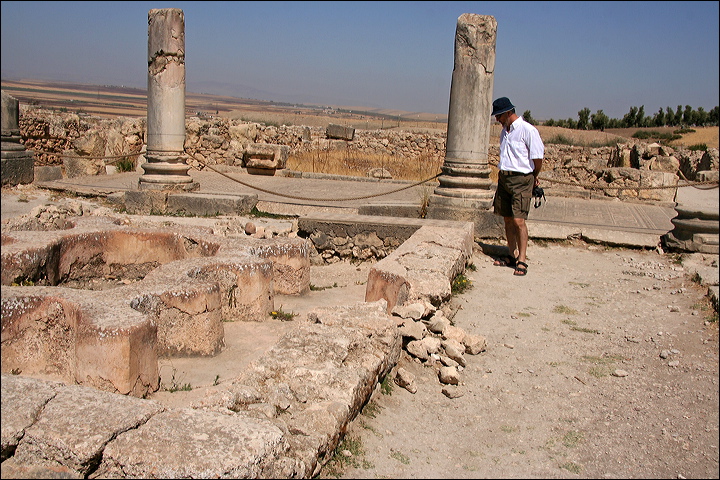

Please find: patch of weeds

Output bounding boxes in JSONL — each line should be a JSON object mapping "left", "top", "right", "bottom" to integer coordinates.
{"left": 554, "top": 305, "right": 579, "bottom": 315}
{"left": 323, "top": 435, "right": 368, "bottom": 477}
{"left": 390, "top": 450, "right": 410, "bottom": 465}
{"left": 451, "top": 273, "right": 472, "bottom": 295}
{"left": 361, "top": 401, "right": 382, "bottom": 418}
{"left": 562, "top": 430, "right": 584, "bottom": 448}
{"left": 560, "top": 462, "right": 582, "bottom": 474}
{"left": 466, "top": 263, "right": 477, "bottom": 272}
{"left": 570, "top": 325, "right": 600, "bottom": 334}
{"left": 516, "top": 312, "right": 532, "bottom": 317}
{"left": 270, "top": 307, "right": 297, "bottom": 321}
{"left": 561, "top": 319, "right": 577, "bottom": 326}
{"left": 213, "top": 374, "right": 220, "bottom": 386}
{"left": 569, "top": 281, "right": 590, "bottom": 288}
{"left": 500, "top": 425, "right": 517, "bottom": 433}
{"left": 583, "top": 354, "right": 623, "bottom": 378}
{"left": 11, "top": 279, "right": 35, "bottom": 286}
{"left": 116, "top": 158, "right": 135, "bottom": 172}
{"left": 359, "top": 421, "right": 383, "bottom": 438}
{"left": 692, "top": 297, "right": 718, "bottom": 323}
{"left": 380, "top": 373, "right": 393, "bottom": 395}
{"left": 588, "top": 366, "right": 609, "bottom": 378}
{"left": 310, "top": 283, "right": 338, "bottom": 291}
{"left": 541, "top": 326, "right": 551, "bottom": 332}
{"left": 511, "top": 448, "right": 527, "bottom": 455}
{"left": 167, "top": 382, "right": 192, "bottom": 392}
{"left": 250, "top": 206, "right": 293, "bottom": 219}
{"left": 548, "top": 361, "right": 561, "bottom": 367}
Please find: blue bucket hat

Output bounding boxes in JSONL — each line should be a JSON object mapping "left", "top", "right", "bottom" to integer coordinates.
{"left": 491, "top": 97, "right": 515, "bottom": 116}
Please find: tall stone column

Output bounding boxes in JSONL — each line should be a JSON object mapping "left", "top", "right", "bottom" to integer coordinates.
{"left": 429, "top": 13, "right": 497, "bottom": 209}
{"left": 1, "top": 90, "right": 34, "bottom": 185}
{"left": 139, "top": 8, "right": 198, "bottom": 191}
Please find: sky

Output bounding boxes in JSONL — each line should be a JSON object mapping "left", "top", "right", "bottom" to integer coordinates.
{"left": 1, "top": 1, "right": 718, "bottom": 121}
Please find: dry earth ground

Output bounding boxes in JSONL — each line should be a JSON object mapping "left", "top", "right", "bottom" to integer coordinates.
{"left": 317, "top": 242, "right": 719, "bottom": 479}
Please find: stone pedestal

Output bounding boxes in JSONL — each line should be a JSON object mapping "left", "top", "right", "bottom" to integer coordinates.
{"left": 139, "top": 8, "right": 198, "bottom": 191}
{"left": 1, "top": 90, "right": 34, "bottom": 186}
{"left": 429, "top": 14, "right": 497, "bottom": 211}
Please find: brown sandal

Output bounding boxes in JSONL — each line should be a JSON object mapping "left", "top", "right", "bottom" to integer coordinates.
{"left": 514, "top": 261, "right": 528, "bottom": 276}
{"left": 493, "top": 256, "right": 517, "bottom": 267}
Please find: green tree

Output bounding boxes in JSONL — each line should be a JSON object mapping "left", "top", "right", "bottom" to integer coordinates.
{"left": 622, "top": 106, "right": 638, "bottom": 128}
{"left": 636, "top": 105, "right": 646, "bottom": 127}
{"left": 544, "top": 118, "right": 555, "bottom": 127}
{"left": 522, "top": 110, "right": 536, "bottom": 125}
{"left": 565, "top": 118, "right": 578, "bottom": 129}
{"left": 683, "top": 105, "right": 695, "bottom": 126}
{"left": 675, "top": 105, "right": 683, "bottom": 126}
{"left": 708, "top": 106, "right": 719, "bottom": 125}
{"left": 695, "top": 107, "right": 708, "bottom": 126}
{"left": 590, "top": 109, "right": 609, "bottom": 130}
{"left": 653, "top": 107, "right": 665, "bottom": 127}
{"left": 665, "top": 106, "right": 676, "bottom": 127}
{"left": 577, "top": 107, "right": 591, "bottom": 130}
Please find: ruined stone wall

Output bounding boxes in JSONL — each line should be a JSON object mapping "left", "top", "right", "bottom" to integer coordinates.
{"left": 18, "top": 106, "right": 718, "bottom": 203}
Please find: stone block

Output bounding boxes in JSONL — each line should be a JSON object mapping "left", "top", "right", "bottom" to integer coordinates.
{"left": 243, "top": 143, "right": 289, "bottom": 174}
{"left": 1, "top": 151, "right": 34, "bottom": 185}
{"left": 33, "top": 165, "right": 63, "bottom": 182}
{"left": 122, "top": 189, "right": 168, "bottom": 215}
{"left": 365, "top": 224, "right": 473, "bottom": 313}
{"left": 326, "top": 123, "right": 355, "bottom": 141}
{"left": 166, "top": 192, "right": 258, "bottom": 216}
{"left": 1, "top": 287, "right": 160, "bottom": 398}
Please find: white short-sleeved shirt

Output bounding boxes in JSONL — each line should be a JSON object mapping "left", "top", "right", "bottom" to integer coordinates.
{"left": 498, "top": 116, "right": 545, "bottom": 174}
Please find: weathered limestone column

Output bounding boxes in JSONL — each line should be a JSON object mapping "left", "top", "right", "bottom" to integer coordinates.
{"left": 429, "top": 13, "right": 497, "bottom": 209}
{"left": 1, "top": 90, "right": 34, "bottom": 186}
{"left": 139, "top": 8, "right": 198, "bottom": 191}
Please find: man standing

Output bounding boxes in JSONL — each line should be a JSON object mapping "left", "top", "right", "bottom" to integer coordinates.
{"left": 490, "top": 97, "right": 544, "bottom": 276}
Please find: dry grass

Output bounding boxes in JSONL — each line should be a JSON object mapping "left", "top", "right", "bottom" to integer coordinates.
{"left": 287, "top": 149, "right": 443, "bottom": 181}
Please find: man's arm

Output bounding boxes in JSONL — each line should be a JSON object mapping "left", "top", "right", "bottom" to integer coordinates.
{"left": 532, "top": 158, "right": 543, "bottom": 186}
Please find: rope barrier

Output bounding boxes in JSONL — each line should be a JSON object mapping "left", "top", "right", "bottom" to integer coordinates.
{"left": 185, "top": 151, "right": 441, "bottom": 202}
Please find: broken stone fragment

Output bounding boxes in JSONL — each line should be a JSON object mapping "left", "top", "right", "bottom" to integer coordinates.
{"left": 394, "top": 367, "right": 417, "bottom": 393}
{"left": 438, "top": 366, "right": 459, "bottom": 385}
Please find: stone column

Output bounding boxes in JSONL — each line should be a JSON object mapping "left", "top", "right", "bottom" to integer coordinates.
{"left": 139, "top": 8, "right": 198, "bottom": 191}
{"left": 429, "top": 13, "right": 497, "bottom": 209}
{"left": 1, "top": 90, "right": 34, "bottom": 185}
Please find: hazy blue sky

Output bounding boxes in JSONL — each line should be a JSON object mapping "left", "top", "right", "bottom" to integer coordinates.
{"left": 2, "top": 1, "right": 718, "bottom": 120}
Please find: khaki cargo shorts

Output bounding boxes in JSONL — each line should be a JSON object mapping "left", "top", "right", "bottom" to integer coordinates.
{"left": 493, "top": 171, "right": 534, "bottom": 219}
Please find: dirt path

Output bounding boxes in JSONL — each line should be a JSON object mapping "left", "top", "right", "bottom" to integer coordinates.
{"left": 320, "top": 242, "right": 719, "bottom": 479}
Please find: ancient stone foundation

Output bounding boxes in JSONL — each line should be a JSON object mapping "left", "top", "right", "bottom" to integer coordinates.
{"left": 1, "top": 215, "right": 310, "bottom": 397}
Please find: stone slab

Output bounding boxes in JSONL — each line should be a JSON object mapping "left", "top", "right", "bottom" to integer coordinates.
{"left": 95, "top": 408, "right": 287, "bottom": 479}
{"left": 8, "top": 378, "right": 164, "bottom": 476}
{"left": 166, "top": 192, "right": 258, "bottom": 216}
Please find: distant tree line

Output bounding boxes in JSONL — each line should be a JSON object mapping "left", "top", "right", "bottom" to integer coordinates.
{"left": 521, "top": 105, "right": 719, "bottom": 130}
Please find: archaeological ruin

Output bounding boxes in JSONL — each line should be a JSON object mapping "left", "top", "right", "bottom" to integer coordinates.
{"left": 1, "top": 7, "right": 718, "bottom": 479}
